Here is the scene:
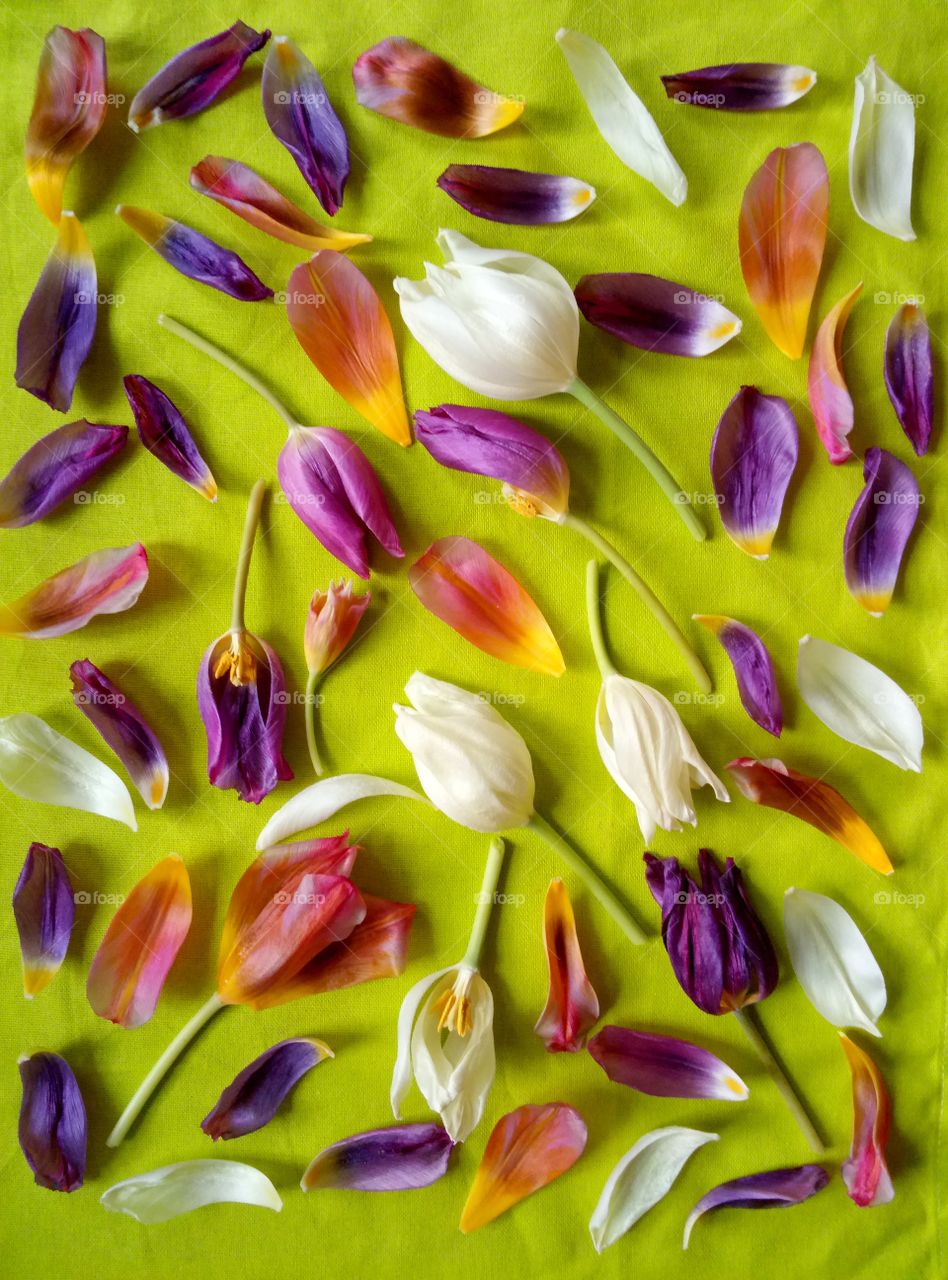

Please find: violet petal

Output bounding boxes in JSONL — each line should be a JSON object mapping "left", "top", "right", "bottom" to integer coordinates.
{"left": 18, "top": 1052, "right": 87, "bottom": 1192}
{"left": 117, "top": 205, "right": 272, "bottom": 301}
{"left": 123, "top": 374, "right": 217, "bottom": 500}
{"left": 301, "top": 1122, "right": 454, "bottom": 1191}
{"left": 13, "top": 843, "right": 75, "bottom": 997}
{"left": 437, "top": 165, "right": 595, "bottom": 224}
{"left": 884, "top": 303, "right": 933, "bottom": 455}
{"left": 662, "top": 64, "right": 816, "bottom": 111}
{"left": 643, "top": 853, "right": 726, "bottom": 1015}
{"left": 202, "top": 1038, "right": 331, "bottom": 1140}
{"left": 0, "top": 420, "right": 127, "bottom": 528}
{"left": 693, "top": 615, "right": 782, "bottom": 735}
{"left": 843, "top": 447, "right": 919, "bottom": 615}
{"left": 576, "top": 273, "right": 741, "bottom": 356}
{"left": 69, "top": 659, "right": 169, "bottom": 809}
{"left": 684, "top": 1164, "right": 829, "bottom": 1247}
{"left": 589, "top": 1027, "right": 748, "bottom": 1100}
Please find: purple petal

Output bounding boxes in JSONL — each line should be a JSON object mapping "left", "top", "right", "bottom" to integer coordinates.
{"left": 437, "top": 165, "right": 595, "bottom": 225}
{"left": 589, "top": 1027, "right": 748, "bottom": 1100}
{"left": 123, "top": 374, "right": 217, "bottom": 501}
{"left": 128, "top": 21, "right": 270, "bottom": 131}
{"left": 18, "top": 1052, "right": 86, "bottom": 1192}
{"left": 262, "top": 36, "right": 349, "bottom": 215}
{"left": 693, "top": 615, "right": 782, "bottom": 735}
{"left": 643, "top": 853, "right": 726, "bottom": 1015}
{"left": 202, "top": 1038, "right": 330, "bottom": 1140}
{"left": 700, "top": 850, "right": 779, "bottom": 1010}
{"left": 884, "top": 303, "right": 933, "bottom": 456}
{"left": 69, "top": 659, "right": 169, "bottom": 809}
{"left": 301, "top": 1123, "right": 454, "bottom": 1191}
{"left": 576, "top": 274, "right": 741, "bottom": 357}
{"left": 13, "top": 843, "right": 75, "bottom": 997}
{"left": 662, "top": 64, "right": 816, "bottom": 111}
{"left": 844, "top": 447, "right": 919, "bottom": 616}
{"left": 684, "top": 1165, "right": 829, "bottom": 1247}
{"left": 710, "top": 386, "right": 799, "bottom": 558}
{"left": 0, "top": 420, "right": 127, "bottom": 528}
{"left": 117, "top": 205, "right": 272, "bottom": 301}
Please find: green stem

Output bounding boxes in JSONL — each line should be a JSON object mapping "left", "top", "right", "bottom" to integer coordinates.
{"left": 528, "top": 812, "right": 646, "bottom": 944}
{"left": 305, "top": 669, "right": 323, "bottom": 776}
{"left": 565, "top": 514, "right": 712, "bottom": 693}
{"left": 585, "top": 558, "right": 618, "bottom": 680}
{"left": 567, "top": 376, "right": 705, "bottom": 542}
{"left": 106, "top": 993, "right": 225, "bottom": 1147}
{"left": 231, "top": 479, "right": 267, "bottom": 633}
{"left": 734, "top": 1005, "right": 825, "bottom": 1155}
{"left": 461, "top": 837, "right": 506, "bottom": 970}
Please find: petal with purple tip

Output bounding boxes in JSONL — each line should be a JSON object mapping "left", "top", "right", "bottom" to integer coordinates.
{"left": 884, "top": 303, "right": 933, "bottom": 455}
{"left": 576, "top": 274, "right": 741, "bottom": 356}
{"left": 117, "top": 205, "right": 272, "bottom": 301}
{"left": 202, "top": 1038, "right": 332, "bottom": 1140}
{"left": 683, "top": 1164, "right": 829, "bottom": 1247}
{"left": 693, "top": 615, "right": 782, "bottom": 735}
{"left": 302, "top": 1122, "right": 454, "bottom": 1191}
{"left": 437, "top": 165, "right": 595, "bottom": 224}
{"left": 662, "top": 64, "right": 816, "bottom": 111}
{"left": 0, "top": 420, "right": 127, "bottom": 528}
{"left": 13, "top": 843, "right": 75, "bottom": 997}
{"left": 589, "top": 1026, "right": 748, "bottom": 1100}
{"left": 123, "top": 374, "right": 217, "bottom": 501}
{"left": 844, "top": 447, "right": 919, "bottom": 615}
{"left": 0, "top": 543, "right": 148, "bottom": 638}
{"left": 808, "top": 283, "right": 862, "bottom": 463}
{"left": 18, "top": 1052, "right": 86, "bottom": 1191}
{"left": 70, "top": 659, "right": 169, "bottom": 809}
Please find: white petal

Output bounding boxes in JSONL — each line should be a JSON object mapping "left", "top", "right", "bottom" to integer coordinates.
{"left": 849, "top": 56, "right": 916, "bottom": 241}
{"left": 256, "top": 774, "right": 427, "bottom": 851}
{"left": 556, "top": 28, "right": 687, "bottom": 206}
{"left": 783, "top": 888, "right": 886, "bottom": 1037}
{"left": 589, "top": 1127, "right": 718, "bottom": 1253}
{"left": 797, "top": 635, "right": 923, "bottom": 771}
{"left": 100, "top": 1160, "right": 282, "bottom": 1223}
{"left": 390, "top": 965, "right": 455, "bottom": 1119}
{"left": 412, "top": 972, "right": 495, "bottom": 1143}
{"left": 0, "top": 713, "right": 136, "bottom": 829}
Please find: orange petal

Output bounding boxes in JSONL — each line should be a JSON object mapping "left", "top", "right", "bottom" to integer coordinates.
{"left": 839, "top": 1033, "right": 894, "bottom": 1207}
{"left": 460, "top": 1102, "right": 587, "bottom": 1232}
{"left": 739, "top": 143, "right": 828, "bottom": 359}
{"left": 535, "top": 879, "right": 599, "bottom": 1052}
{"left": 807, "top": 283, "right": 863, "bottom": 463}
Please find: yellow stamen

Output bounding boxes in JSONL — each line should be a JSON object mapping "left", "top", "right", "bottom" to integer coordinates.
{"left": 431, "top": 967, "right": 477, "bottom": 1037}
{"left": 505, "top": 488, "right": 539, "bottom": 518}
{"left": 214, "top": 632, "right": 258, "bottom": 686}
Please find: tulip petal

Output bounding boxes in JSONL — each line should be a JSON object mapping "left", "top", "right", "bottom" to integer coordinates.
{"left": 202, "top": 1038, "right": 331, "bottom": 1140}
{"left": 16, "top": 211, "right": 96, "bottom": 411}
{"left": 412, "top": 969, "right": 496, "bottom": 1143}
{"left": 726, "top": 757, "right": 893, "bottom": 875}
{"left": 710, "top": 386, "right": 798, "bottom": 558}
{"left": 302, "top": 1122, "right": 453, "bottom": 1191}
{"left": 849, "top": 57, "right": 916, "bottom": 241}
{"left": 460, "top": 1103, "right": 587, "bottom": 1232}
{"left": 0, "top": 542, "right": 148, "bottom": 638}
{"left": 589, "top": 1126, "right": 718, "bottom": 1253}
{"left": 86, "top": 855, "right": 192, "bottom": 1028}
{"left": 576, "top": 274, "right": 741, "bottom": 356}
{"left": 884, "top": 303, "right": 933, "bottom": 455}
{"left": 128, "top": 21, "right": 270, "bottom": 132}
{"left": 844, "top": 447, "right": 919, "bottom": 615}
{"left": 256, "top": 774, "right": 428, "bottom": 851}
{"left": 589, "top": 1027, "right": 748, "bottom": 1100}
{"left": 739, "top": 143, "right": 828, "bottom": 358}
{"left": 0, "top": 713, "right": 136, "bottom": 828}
{"left": 693, "top": 615, "right": 782, "bottom": 735}
{"left": 263, "top": 36, "right": 349, "bottom": 215}
{"left": 117, "top": 205, "right": 272, "bottom": 301}
{"left": 797, "top": 635, "right": 923, "bottom": 771}
{"left": 683, "top": 1164, "right": 829, "bottom": 1248}
{"left": 662, "top": 64, "right": 816, "bottom": 111}
{"left": 0, "top": 420, "right": 127, "bottom": 528}
{"left": 437, "top": 165, "right": 594, "bottom": 225}
{"left": 305, "top": 580, "right": 371, "bottom": 676}
{"left": 18, "top": 1052, "right": 86, "bottom": 1192}
{"left": 783, "top": 888, "right": 886, "bottom": 1036}
{"left": 123, "top": 374, "right": 217, "bottom": 501}
{"left": 840, "top": 1034, "right": 894, "bottom": 1206}
{"left": 391, "top": 967, "right": 455, "bottom": 1119}
{"left": 808, "top": 282, "right": 863, "bottom": 463}
{"left": 69, "top": 659, "right": 169, "bottom": 809}
{"left": 556, "top": 29, "right": 686, "bottom": 205}
{"left": 13, "top": 843, "right": 75, "bottom": 997}
{"left": 535, "top": 878, "right": 599, "bottom": 1052}
{"left": 101, "top": 1159, "right": 282, "bottom": 1223}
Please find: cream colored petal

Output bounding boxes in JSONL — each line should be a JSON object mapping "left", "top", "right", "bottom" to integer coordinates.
{"left": 849, "top": 57, "right": 916, "bottom": 241}
{"left": 390, "top": 965, "right": 455, "bottom": 1118}
{"left": 100, "top": 1160, "right": 281, "bottom": 1223}
{"left": 255, "top": 774, "right": 427, "bottom": 851}
{"left": 412, "top": 972, "right": 495, "bottom": 1143}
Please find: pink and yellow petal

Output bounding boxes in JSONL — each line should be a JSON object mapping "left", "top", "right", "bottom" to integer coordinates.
{"left": 0, "top": 543, "right": 148, "bottom": 639}
{"left": 808, "top": 283, "right": 863, "bottom": 463}
{"left": 840, "top": 1033, "right": 894, "bottom": 1207}
{"left": 535, "top": 878, "right": 599, "bottom": 1052}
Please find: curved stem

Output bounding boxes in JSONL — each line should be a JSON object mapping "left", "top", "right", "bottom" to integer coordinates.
{"left": 305, "top": 670, "right": 323, "bottom": 776}
{"left": 528, "top": 813, "right": 645, "bottom": 944}
{"left": 564, "top": 513, "right": 711, "bottom": 694}
{"left": 566, "top": 376, "right": 705, "bottom": 542}
{"left": 585, "top": 558, "right": 618, "bottom": 680}
{"left": 231, "top": 479, "right": 267, "bottom": 633}
{"left": 734, "top": 1005, "right": 825, "bottom": 1155}
{"left": 106, "top": 993, "right": 225, "bottom": 1147}
{"left": 461, "top": 837, "right": 506, "bottom": 970}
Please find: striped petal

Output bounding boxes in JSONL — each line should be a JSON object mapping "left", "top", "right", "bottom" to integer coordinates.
{"left": 117, "top": 205, "right": 272, "bottom": 301}
{"left": 683, "top": 1165, "right": 829, "bottom": 1248}
{"left": 353, "top": 38, "right": 523, "bottom": 138}
{"left": 123, "top": 374, "right": 217, "bottom": 501}
{"left": 101, "top": 1160, "right": 282, "bottom": 1223}
{"left": 884, "top": 303, "right": 933, "bottom": 455}
{"left": 726, "top": 757, "right": 893, "bottom": 875}
{"left": 69, "top": 659, "right": 168, "bottom": 809}
{"left": 739, "top": 143, "right": 828, "bottom": 358}
{"left": 576, "top": 273, "right": 740, "bottom": 356}
{"left": 0, "top": 543, "right": 148, "bottom": 638}
{"left": 849, "top": 57, "right": 916, "bottom": 241}
{"left": 460, "top": 1103, "right": 586, "bottom": 1233}
{"left": 535, "top": 878, "right": 599, "bottom": 1052}
{"left": 18, "top": 1052, "right": 86, "bottom": 1192}
{"left": 662, "top": 64, "right": 816, "bottom": 111}
{"left": 302, "top": 1123, "right": 454, "bottom": 1191}
{"left": 16, "top": 212, "right": 96, "bottom": 411}
{"left": 710, "top": 386, "right": 799, "bottom": 558}
{"left": 844, "top": 447, "right": 919, "bottom": 614}
{"left": 410, "top": 536, "right": 564, "bottom": 676}
{"left": 808, "top": 282, "right": 863, "bottom": 463}
{"left": 437, "top": 165, "right": 594, "bottom": 225}
{"left": 86, "top": 854, "right": 192, "bottom": 1028}
{"left": 13, "top": 843, "right": 75, "bottom": 997}
{"left": 840, "top": 1034, "right": 894, "bottom": 1206}
{"left": 693, "top": 615, "right": 782, "bottom": 735}
{"left": 26, "top": 27, "right": 107, "bottom": 223}
{"left": 286, "top": 251, "right": 409, "bottom": 446}
{"left": 202, "top": 1038, "right": 332, "bottom": 1140}
{"left": 589, "top": 1027, "right": 748, "bottom": 1101}
{"left": 0, "top": 420, "right": 126, "bottom": 528}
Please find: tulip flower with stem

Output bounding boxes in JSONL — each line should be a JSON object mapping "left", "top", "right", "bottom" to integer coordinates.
{"left": 303, "top": 580, "right": 371, "bottom": 774}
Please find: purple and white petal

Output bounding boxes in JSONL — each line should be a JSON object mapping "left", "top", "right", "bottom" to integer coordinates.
{"left": 884, "top": 303, "right": 933, "bottom": 456}
{"left": 589, "top": 1026, "right": 748, "bottom": 1100}
{"left": 13, "top": 843, "right": 75, "bottom": 997}
{"left": 437, "top": 165, "right": 595, "bottom": 225}
{"left": 123, "top": 375, "right": 217, "bottom": 501}
{"left": 117, "top": 205, "right": 272, "bottom": 301}
{"left": 301, "top": 1122, "right": 454, "bottom": 1191}
{"left": 18, "top": 1052, "right": 87, "bottom": 1192}
{"left": 69, "top": 659, "right": 169, "bottom": 809}
{"left": 575, "top": 273, "right": 740, "bottom": 356}
{"left": 683, "top": 1164, "right": 829, "bottom": 1247}
{"left": 844, "top": 447, "right": 919, "bottom": 616}
{"left": 202, "top": 1038, "right": 331, "bottom": 1140}
{"left": 693, "top": 615, "right": 782, "bottom": 736}
{"left": 662, "top": 64, "right": 816, "bottom": 111}
{"left": 0, "top": 420, "right": 127, "bottom": 528}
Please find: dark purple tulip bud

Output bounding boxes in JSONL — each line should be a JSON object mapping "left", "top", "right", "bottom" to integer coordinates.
{"left": 18, "top": 1052, "right": 87, "bottom": 1191}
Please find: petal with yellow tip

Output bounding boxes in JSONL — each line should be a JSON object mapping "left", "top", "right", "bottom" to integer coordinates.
{"left": 302, "top": 1122, "right": 453, "bottom": 1191}
{"left": 808, "top": 282, "right": 863, "bottom": 463}
{"left": 576, "top": 273, "right": 741, "bottom": 356}
{"left": 123, "top": 374, "right": 217, "bottom": 502}
{"left": 202, "top": 1038, "right": 332, "bottom": 1140}
{"left": 693, "top": 614, "right": 782, "bottom": 736}
{"left": 13, "top": 843, "right": 75, "bottom": 998}
{"left": 438, "top": 165, "right": 595, "bottom": 225}
{"left": 117, "top": 205, "right": 272, "bottom": 301}
{"left": 839, "top": 1033, "right": 894, "bottom": 1207}
{"left": 589, "top": 1027, "right": 749, "bottom": 1100}
{"left": 844, "top": 447, "right": 919, "bottom": 615}
{"left": 535, "top": 878, "right": 599, "bottom": 1052}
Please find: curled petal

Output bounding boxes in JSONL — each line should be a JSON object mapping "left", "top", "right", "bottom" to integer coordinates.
{"left": 202, "top": 1038, "right": 332, "bottom": 1140}
{"left": 0, "top": 542, "right": 148, "bottom": 638}
{"left": 353, "top": 38, "right": 523, "bottom": 138}
{"left": 727, "top": 757, "right": 892, "bottom": 875}
{"left": 739, "top": 143, "right": 828, "bottom": 358}
{"left": 13, "top": 843, "right": 75, "bottom": 997}
{"left": 117, "top": 205, "right": 272, "bottom": 301}
{"left": 849, "top": 57, "right": 916, "bottom": 241}
{"left": 437, "top": 165, "right": 594, "bottom": 225}
{"left": 844, "top": 447, "right": 919, "bottom": 614}
{"left": 410, "top": 536, "right": 564, "bottom": 676}
{"left": 535, "top": 878, "right": 599, "bottom": 1052}
{"left": 18, "top": 1052, "right": 86, "bottom": 1192}
{"left": 693, "top": 615, "right": 782, "bottom": 735}
{"left": 683, "top": 1164, "right": 829, "bottom": 1248}
{"left": 302, "top": 1122, "right": 453, "bottom": 1191}
{"left": 784, "top": 888, "right": 886, "bottom": 1036}
{"left": 884, "top": 303, "right": 933, "bottom": 455}
{"left": 305, "top": 580, "right": 371, "bottom": 675}
{"left": 0, "top": 420, "right": 127, "bottom": 528}
{"left": 710, "top": 386, "right": 799, "bottom": 558}
{"left": 256, "top": 774, "right": 427, "bottom": 851}
{"left": 69, "top": 659, "right": 169, "bottom": 809}
{"left": 101, "top": 1160, "right": 282, "bottom": 1223}
{"left": 576, "top": 274, "right": 741, "bottom": 356}
{"left": 123, "top": 374, "right": 217, "bottom": 501}
{"left": 460, "top": 1103, "right": 587, "bottom": 1232}
{"left": 808, "top": 283, "right": 863, "bottom": 463}
{"left": 840, "top": 1033, "right": 894, "bottom": 1206}
{"left": 662, "top": 64, "right": 816, "bottom": 111}
{"left": 589, "top": 1027, "right": 748, "bottom": 1101}
{"left": 128, "top": 21, "right": 270, "bottom": 132}
{"left": 556, "top": 28, "right": 686, "bottom": 205}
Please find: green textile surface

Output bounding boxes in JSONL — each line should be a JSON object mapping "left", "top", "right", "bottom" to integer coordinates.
{"left": 0, "top": 0, "right": 945, "bottom": 1276}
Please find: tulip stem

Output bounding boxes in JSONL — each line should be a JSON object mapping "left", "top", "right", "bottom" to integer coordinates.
{"left": 231, "top": 479, "right": 267, "bottom": 633}
{"left": 106, "top": 993, "right": 226, "bottom": 1147}
{"left": 305, "top": 670, "right": 324, "bottom": 776}
{"left": 566, "top": 377, "right": 705, "bottom": 542}
{"left": 567, "top": 517, "right": 712, "bottom": 693}
{"left": 528, "top": 812, "right": 646, "bottom": 944}
{"left": 734, "top": 1005, "right": 825, "bottom": 1155}
{"left": 461, "top": 837, "right": 506, "bottom": 970}
{"left": 584, "top": 557, "right": 618, "bottom": 679}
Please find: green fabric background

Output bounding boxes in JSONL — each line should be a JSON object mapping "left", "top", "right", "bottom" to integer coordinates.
{"left": 0, "top": 1, "right": 945, "bottom": 1276}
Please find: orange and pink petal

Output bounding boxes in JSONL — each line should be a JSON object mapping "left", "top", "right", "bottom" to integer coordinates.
{"left": 840, "top": 1033, "right": 894, "bottom": 1207}
{"left": 535, "top": 878, "right": 599, "bottom": 1052}
{"left": 0, "top": 543, "right": 148, "bottom": 639}
{"left": 808, "top": 283, "right": 863, "bottom": 463}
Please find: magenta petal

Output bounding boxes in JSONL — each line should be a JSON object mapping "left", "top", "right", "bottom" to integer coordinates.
{"left": 884, "top": 304, "right": 933, "bottom": 456}
{"left": 18, "top": 1052, "right": 86, "bottom": 1192}
{"left": 123, "top": 374, "right": 217, "bottom": 501}
{"left": 576, "top": 273, "right": 741, "bottom": 357}
{"left": 589, "top": 1026, "right": 748, "bottom": 1100}
{"left": 69, "top": 659, "right": 169, "bottom": 809}
{"left": 13, "top": 843, "right": 75, "bottom": 997}
{"left": 0, "top": 420, "right": 127, "bottom": 528}
{"left": 684, "top": 1165, "right": 829, "bottom": 1247}
{"left": 662, "top": 64, "right": 816, "bottom": 111}
{"left": 437, "top": 165, "right": 595, "bottom": 225}
{"left": 202, "top": 1038, "right": 329, "bottom": 1140}
{"left": 694, "top": 615, "right": 782, "bottom": 736}
{"left": 117, "top": 205, "right": 272, "bottom": 301}
{"left": 843, "top": 447, "right": 919, "bottom": 616}
{"left": 302, "top": 1123, "right": 454, "bottom": 1191}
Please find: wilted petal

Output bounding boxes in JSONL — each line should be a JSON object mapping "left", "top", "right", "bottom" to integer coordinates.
{"left": 437, "top": 165, "right": 594, "bottom": 224}
{"left": 710, "top": 386, "right": 799, "bottom": 558}
{"left": 884, "top": 303, "right": 933, "bottom": 455}
{"left": 535, "top": 878, "right": 599, "bottom": 1052}
{"left": 302, "top": 1122, "right": 453, "bottom": 1191}
{"left": 117, "top": 205, "right": 272, "bottom": 301}
{"left": 410, "top": 536, "right": 564, "bottom": 676}
{"left": 693, "top": 615, "right": 782, "bottom": 735}
{"left": 727, "top": 757, "right": 893, "bottom": 875}
{"left": 849, "top": 57, "right": 916, "bottom": 241}
{"left": 662, "top": 63, "right": 816, "bottom": 111}
{"left": 576, "top": 274, "right": 740, "bottom": 356}
{"left": 683, "top": 1164, "right": 829, "bottom": 1247}
{"left": 0, "top": 542, "right": 147, "bottom": 638}
{"left": 840, "top": 1034, "right": 894, "bottom": 1207}
{"left": 460, "top": 1103, "right": 587, "bottom": 1232}
{"left": 0, "top": 420, "right": 127, "bottom": 528}
{"left": 101, "top": 1159, "right": 282, "bottom": 1222}
{"left": 128, "top": 21, "right": 269, "bottom": 132}
{"left": 739, "top": 143, "right": 828, "bottom": 358}
{"left": 844, "top": 447, "right": 919, "bottom": 615}
{"left": 256, "top": 774, "right": 427, "bottom": 851}
{"left": 305, "top": 580, "right": 371, "bottom": 674}
{"left": 784, "top": 888, "right": 886, "bottom": 1036}
{"left": 202, "top": 1038, "right": 331, "bottom": 1140}
{"left": 13, "top": 843, "right": 75, "bottom": 997}
{"left": 589, "top": 1027, "right": 748, "bottom": 1100}
{"left": 69, "top": 658, "right": 169, "bottom": 808}
{"left": 808, "top": 282, "right": 863, "bottom": 463}
{"left": 123, "top": 374, "right": 216, "bottom": 501}
{"left": 18, "top": 1052, "right": 86, "bottom": 1192}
